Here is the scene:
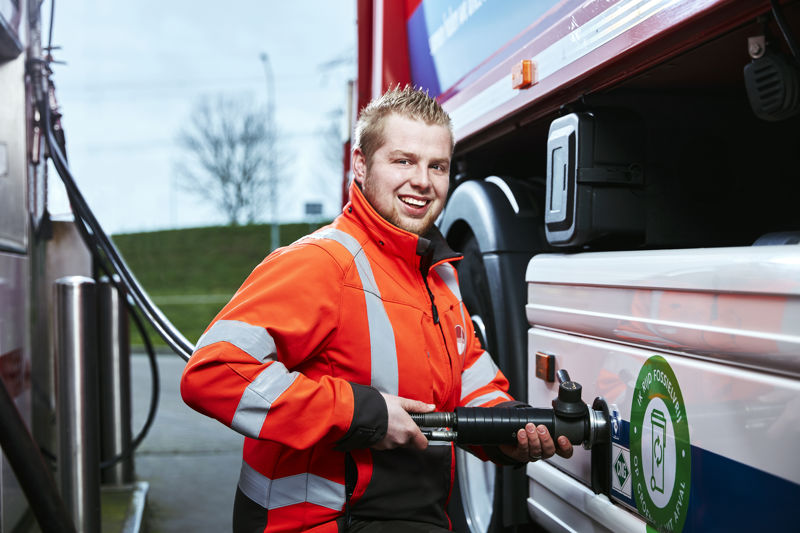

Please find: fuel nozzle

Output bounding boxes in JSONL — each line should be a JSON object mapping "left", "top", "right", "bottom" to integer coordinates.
{"left": 411, "top": 368, "right": 610, "bottom": 450}
{"left": 409, "top": 368, "right": 614, "bottom": 496}
{"left": 552, "top": 370, "right": 589, "bottom": 419}
{"left": 552, "top": 370, "right": 610, "bottom": 451}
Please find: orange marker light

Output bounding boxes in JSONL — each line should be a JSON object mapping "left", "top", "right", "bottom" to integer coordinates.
{"left": 511, "top": 59, "right": 535, "bottom": 90}
{"left": 535, "top": 351, "right": 555, "bottom": 382}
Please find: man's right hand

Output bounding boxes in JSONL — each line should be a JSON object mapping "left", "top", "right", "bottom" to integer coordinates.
{"left": 372, "top": 393, "right": 435, "bottom": 450}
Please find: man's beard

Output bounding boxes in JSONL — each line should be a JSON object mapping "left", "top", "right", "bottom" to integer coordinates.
{"left": 362, "top": 177, "right": 439, "bottom": 236}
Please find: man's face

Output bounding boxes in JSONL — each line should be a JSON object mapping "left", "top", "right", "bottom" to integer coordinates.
{"left": 353, "top": 114, "right": 452, "bottom": 236}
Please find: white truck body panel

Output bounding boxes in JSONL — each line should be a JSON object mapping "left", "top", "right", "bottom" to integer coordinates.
{"left": 526, "top": 245, "right": 800, "bottom": 531}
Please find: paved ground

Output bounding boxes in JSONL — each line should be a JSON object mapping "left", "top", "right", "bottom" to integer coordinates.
{"left": 132, "top": 352, "right": 242, "bottom": 533}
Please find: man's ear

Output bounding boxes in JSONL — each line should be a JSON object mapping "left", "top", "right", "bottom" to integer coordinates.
{"left": 352, "top": 147, "right": 367, "bottom": 186}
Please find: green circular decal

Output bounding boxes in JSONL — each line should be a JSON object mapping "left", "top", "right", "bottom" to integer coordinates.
{"left": 630, "top": 356, "right": 691, "bottom": 532}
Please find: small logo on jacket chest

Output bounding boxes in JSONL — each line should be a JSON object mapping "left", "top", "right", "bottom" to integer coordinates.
{"left": 454, "top": 325, "right": 467, "bottom": 355}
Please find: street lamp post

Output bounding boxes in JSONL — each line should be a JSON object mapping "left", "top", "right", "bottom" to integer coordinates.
{"left": 259, "top": 52, "right": 279, "bottom": 252}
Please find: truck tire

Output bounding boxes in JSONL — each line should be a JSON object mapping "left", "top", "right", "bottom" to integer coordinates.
{"left": 441, "top": 177, "right": 548, "bottom": 533}
{"left": 448, "top": 229, "right": 538, "bottom": 533}
{"left": 449, "top": 232, "right": 499, "bottom": 533}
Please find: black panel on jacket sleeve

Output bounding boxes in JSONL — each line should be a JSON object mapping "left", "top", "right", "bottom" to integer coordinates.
{"left": 335, "top": 383, "right": 388, "bottom": 451}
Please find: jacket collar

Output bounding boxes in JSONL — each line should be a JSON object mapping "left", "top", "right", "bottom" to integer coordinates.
{"left": 343, "top": 181, "right": 461, "bottom": 275}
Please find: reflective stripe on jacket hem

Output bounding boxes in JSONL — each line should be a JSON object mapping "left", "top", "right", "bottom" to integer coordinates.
{"left": 238, "top": 460, "right": 346, "bottom": 511}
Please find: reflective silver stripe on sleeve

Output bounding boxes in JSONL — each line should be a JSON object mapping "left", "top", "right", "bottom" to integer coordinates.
{"left": 194, "top": 319, "right": 277, "bottom": 363}
{"left": 231, "top": 362, "right": 299, "bottom": 438}
{"left": 306, "top": 228, "right": 399, "bottom": 395}
{"left": 460, "top": 351, "right": 500, "bottom": 401}
{"left": 238, "top": 461, "right": 345, "bottom": 511}
{"left": 434, "top": 263, "right": 467, "bottom": 329}
{"left": 464, "top": 390, "right": 511, "bottom": 407}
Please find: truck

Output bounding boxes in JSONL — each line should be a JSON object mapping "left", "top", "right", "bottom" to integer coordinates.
{"left": 355, "top": 0, "right": 800, "bottom": 531}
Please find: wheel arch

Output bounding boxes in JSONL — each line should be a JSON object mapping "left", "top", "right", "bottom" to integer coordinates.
{"left": 440, "top": 177, "right": 542, "bottom": 254}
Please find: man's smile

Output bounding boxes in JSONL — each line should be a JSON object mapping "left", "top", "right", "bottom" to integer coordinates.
{"left": 399, "top": 195, "right": 429, "bottom": 209}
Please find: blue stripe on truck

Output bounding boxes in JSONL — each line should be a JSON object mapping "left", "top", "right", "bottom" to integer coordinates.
{"left": 683, "top": 446, "right": 799, "bottom": 531}
{"left": 611, "top": 420, "right": 800, "bottom": 530}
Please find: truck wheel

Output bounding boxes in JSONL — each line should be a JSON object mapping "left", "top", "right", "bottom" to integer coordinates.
{"left": 448, "top": 232, "right": 501, "bottom": 533}
{"left": 451, "top": 446, "right": 497, "bottom": 533}
{"left": 442, "top": 177, "right": 546, "bottom": 532}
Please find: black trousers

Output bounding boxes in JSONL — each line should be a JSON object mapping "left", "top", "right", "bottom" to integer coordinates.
{"left": 347, "top": 518, "right": 451, "bottom": 532}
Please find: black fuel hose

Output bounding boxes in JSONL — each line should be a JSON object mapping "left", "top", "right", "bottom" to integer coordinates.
{"left": 29, "top": 59, "right": 184, "bottom": 471}
{"left": 32, "top": 60, "right": 194, "bottom": 361}
{"left": 66, "top": 205, "right": 161, "bottom": 471}
{"left": 412, "top": 407, "right": 557, "bottom": 446}
{"left": 99, "top": 299, "right": 160, "bottom": 471}
{"left": 412, "top": 404, "right": 603, "bottom": 447}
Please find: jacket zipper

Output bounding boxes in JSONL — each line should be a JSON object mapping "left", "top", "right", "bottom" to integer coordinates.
{"left": 423, "top": 275, "right": 440, "bottom": 325}
{"left": 423, "top": 272, "right": 458, "bottom": 405}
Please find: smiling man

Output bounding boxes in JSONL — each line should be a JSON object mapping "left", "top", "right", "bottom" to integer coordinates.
{"left": 181, "top": 86, "right": 572, "bottom": 533}
{"left": 353, "top": 112, "right": 451, "bottom": 236}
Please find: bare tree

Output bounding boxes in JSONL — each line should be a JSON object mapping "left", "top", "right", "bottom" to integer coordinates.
{"left": 314, "top": 107, "right": 347, "bottom": 214}
{"left": 176, "top": 94, "right": 282, "bottom": 226}
{"left": 320, "top": 108, "right": 345, "bottom": 170}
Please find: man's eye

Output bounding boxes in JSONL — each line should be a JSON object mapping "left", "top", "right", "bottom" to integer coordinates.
{"left": 396, "top": 159, "right": 411, "bottom": 165}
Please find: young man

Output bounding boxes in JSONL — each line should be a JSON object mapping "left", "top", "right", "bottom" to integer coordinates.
{"left": 181, "top": 87, "right": 572, "bottom": 533}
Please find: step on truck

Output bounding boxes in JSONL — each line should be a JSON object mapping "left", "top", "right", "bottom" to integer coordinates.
{"left": 355, "top": 1, "right": 800, "bottom": 531}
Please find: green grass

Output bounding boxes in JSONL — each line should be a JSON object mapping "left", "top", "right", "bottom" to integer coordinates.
{"left": 112, "top": 221, "right": 330, "bottom": 347}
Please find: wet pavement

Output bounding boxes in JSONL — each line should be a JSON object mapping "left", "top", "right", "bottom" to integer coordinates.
{"left": 131, "top": 353, "right": 242, "bottom": 533}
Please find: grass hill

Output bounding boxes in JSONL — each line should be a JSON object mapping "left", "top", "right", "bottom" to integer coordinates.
{"left": 112, "top": 221, "right": 330, "bottom": 349}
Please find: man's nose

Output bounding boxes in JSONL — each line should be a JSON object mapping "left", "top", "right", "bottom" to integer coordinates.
{"left": 409, "top": 165, "right": 432, "bottom": 189}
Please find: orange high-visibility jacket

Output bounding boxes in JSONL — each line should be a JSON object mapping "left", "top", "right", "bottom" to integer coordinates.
{"left": 181, "top": 183, "right": 516, "bottom": 532}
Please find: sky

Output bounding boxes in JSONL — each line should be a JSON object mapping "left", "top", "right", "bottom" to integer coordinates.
{"left": 47, "top": 0, "right": 356, "bottom": 234}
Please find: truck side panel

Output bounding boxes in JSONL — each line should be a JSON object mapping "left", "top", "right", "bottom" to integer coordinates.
{"left": 527, "top": 247, "right": 800, "bottom": 531}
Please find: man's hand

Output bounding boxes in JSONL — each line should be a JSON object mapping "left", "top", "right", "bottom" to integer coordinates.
{"left": 372, "top": 393, "right": 435, "bottom": 451}
{"left": 498, "top": 423, "right": 574, "bottom": 463}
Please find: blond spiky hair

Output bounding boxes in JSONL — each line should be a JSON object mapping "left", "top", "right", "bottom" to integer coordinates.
{"left": 354, "top": 85, "right": 454, "bottom": 167}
